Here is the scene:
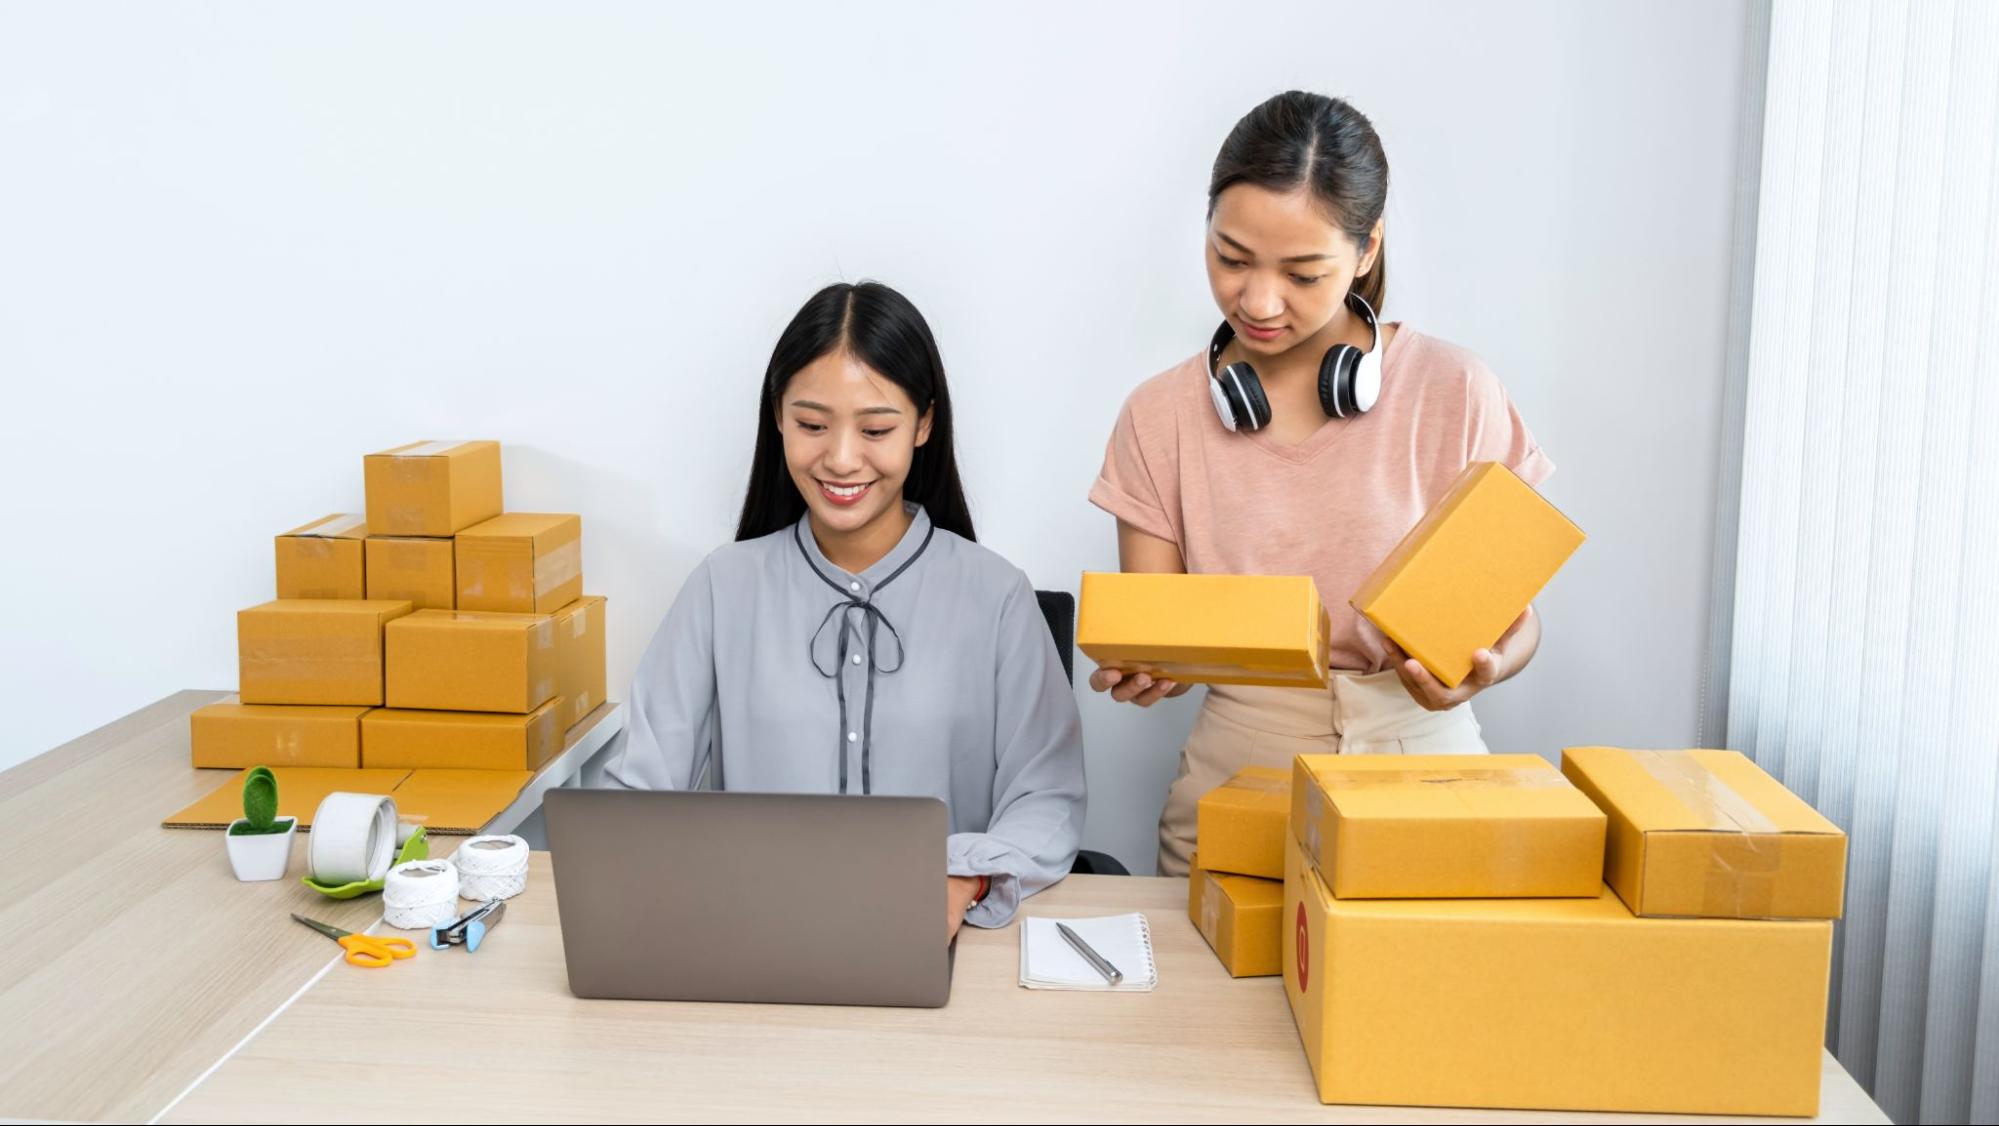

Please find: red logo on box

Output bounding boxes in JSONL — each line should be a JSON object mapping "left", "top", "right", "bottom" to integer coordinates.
{"left": 1295, "top": 902, "right": 1309, "bottom": 991}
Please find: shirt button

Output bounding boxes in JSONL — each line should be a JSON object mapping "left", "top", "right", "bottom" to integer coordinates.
{"left": 848, "top": 580, "right": 861, "bottom": 593}
{"left": 847, "top": 731, "right": 859, "bottom": 743}
{"left": 851, "top": 653, "right": 863, "bottom": 665}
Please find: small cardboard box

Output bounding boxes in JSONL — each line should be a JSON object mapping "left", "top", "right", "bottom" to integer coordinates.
{"left": 361, "top": 699, "right": 564, "bottom": 771}
{"left": 189, "top": 697, "right": 369, "bottom": 769}
{"left": 552, "top": 594, "right": 607, "bottom": 729}
{"left": 364, "top": 440, "right": 503, "bottom": 537}
{"left": 1291, "top": 753, "right": 1605, "bottom": 898}
{"left": 1195, "top": 765, "right": 1290, "bottom": 879}
{"left": 274, "top": 514, "right": 368, "bottom": 600}
{"left": 456, "top": 513, "right": 583, "bottom": 614}
{"left": 384, "top": 608, "right": 558, "bottom": 713}
{"left": 1188, "top": 861, "right": 1283, "bottom": 978}
{"left": 1282, "top": 831, "right": 1831, "bottom": 1115}
{"left": 1076, "top": 572, "right": 1328, "bottom": 688}
{"left": 1561, "top": 747, "right": 1847, "bottom": 920}
{"left": 364, "top": 535, "right": 456, "bottom": 611}
{"left": 1351, "top": 462, "right": 1583, "bottom": 688}
{"left": 237, "top": 599, "right": 413, "bottom": 706}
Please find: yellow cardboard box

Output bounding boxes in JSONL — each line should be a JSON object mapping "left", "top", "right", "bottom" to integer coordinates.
{"left": 237, "top": 599, "right": 413, "bottom": 706}
{"left": 1282, "top": 831, "right": 1830, "bottom": 1115}
{"left": 189, "top": 697, "right": 369, "bottom": 768}
{"left": 364, "top": 440, "right": 503, "bottom": 537}
{"left": 361, "top": 698, "right": 564, "bottom": 771}
{"left": 1291, "top": 753, "right": 1605, "bottom": 898}
{"left": 365, "top": 536, "right": 456, "bottom": 611}
{"left": 553, "top": 594, "right": 607, "bottom": 729}
{"left": 1188, "top": 861, "right": 1283, "bottom": 977}
{"left": 456, "top": 513, "right": 583, "bottom": 614}
{"left": 1195, "top": 765, "right": 1290, "bottom": 879}
{"left": 384, "top": 608, "right": 558, "bottom": 713}
{"left": 1351, "top": 462, "right": 1583, "bottom": 688}
{"left": 1076, "top": 572, "right": 1328, "bottom": 688}
{"left": 274, "top": 514, "right": 368, "bottom": 600}
{"left": 1561, "top": 747, "right": 1846, "bottom": 920}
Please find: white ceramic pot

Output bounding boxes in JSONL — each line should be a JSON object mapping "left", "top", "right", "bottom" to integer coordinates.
{"left": 225, "top": 817, "right": 298, "bottom": 882}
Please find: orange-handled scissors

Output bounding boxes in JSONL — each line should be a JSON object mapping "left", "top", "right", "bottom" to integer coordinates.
{"left": 292, "top": 913, "right": 417, "bottom": 968}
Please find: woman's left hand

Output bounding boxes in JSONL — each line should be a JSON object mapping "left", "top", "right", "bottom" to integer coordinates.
{"left": 1385, "top": 605, "right": 1539, "bottom": 712}
{"left": 946, "top": 875, "right": 983, "bottom": 941}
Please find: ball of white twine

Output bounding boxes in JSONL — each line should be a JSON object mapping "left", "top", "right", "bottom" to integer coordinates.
{"left": 382, "top": 859, "right": 460, "bottom": 930}
{"left": 453, "top": 835, "right": 530, "bottom": 901}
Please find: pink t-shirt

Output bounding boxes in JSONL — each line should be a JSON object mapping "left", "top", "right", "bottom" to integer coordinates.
{"left": 1089, "top": 324, "right": 1554, "bottom": 674}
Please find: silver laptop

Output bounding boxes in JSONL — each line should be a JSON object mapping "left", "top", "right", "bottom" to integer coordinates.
{"left": 544, "top": 788, "right": 952, "bottom": 1008}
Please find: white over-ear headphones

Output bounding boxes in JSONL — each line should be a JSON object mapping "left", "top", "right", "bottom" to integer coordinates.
{"left": 1206, "top": 291, "right": 1384, "bottom": 433}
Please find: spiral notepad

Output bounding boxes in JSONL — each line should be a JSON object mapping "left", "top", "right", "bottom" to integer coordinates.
{"left": 1018, "top": 913, "right": 1158, "bottom": 992}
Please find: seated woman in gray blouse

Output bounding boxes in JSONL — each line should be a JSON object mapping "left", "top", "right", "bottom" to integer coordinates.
{"left": 603, "top": 280, "right": 1087, "bottom": 940}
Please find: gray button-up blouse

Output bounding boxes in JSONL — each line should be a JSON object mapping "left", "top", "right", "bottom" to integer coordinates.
{"left": 602, "top": 505, "right": 1087, "bottom": 927}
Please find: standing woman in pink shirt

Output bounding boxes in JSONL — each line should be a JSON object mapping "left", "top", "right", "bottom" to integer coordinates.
{"left": 1088, "top": 91, "right": 1554, "bottom": 877}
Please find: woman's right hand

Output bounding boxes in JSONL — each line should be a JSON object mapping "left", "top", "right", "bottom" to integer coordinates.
{"left": 1088, "top": 666, "right": 1194, "bottom": 707}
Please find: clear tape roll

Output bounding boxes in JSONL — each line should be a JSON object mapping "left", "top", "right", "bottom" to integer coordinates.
{"left": 453, "top": 835, "right": 530, "bottom": 901}
{"left": 383, "top": 859, "right": 461, "bottom": 930}
{"left": 308, "top": 793, "right": 398, "bottom": 887}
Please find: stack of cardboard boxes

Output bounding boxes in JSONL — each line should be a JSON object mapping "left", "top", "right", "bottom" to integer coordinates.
{"left": 191, "top": 440, "right": 608, "bottom": 775}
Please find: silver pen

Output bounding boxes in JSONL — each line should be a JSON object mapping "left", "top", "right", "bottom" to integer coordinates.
{"left": 1055, "top": 921, "right": 1124, "bottom": 985}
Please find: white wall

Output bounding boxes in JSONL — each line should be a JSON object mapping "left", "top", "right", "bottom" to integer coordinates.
{"left": 0, "top": 1, "right": 1753, "bottom": 873}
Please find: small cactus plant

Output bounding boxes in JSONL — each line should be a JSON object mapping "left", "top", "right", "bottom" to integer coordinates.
{"left": 229, "top": 766, "right": 288, "bottom": 836}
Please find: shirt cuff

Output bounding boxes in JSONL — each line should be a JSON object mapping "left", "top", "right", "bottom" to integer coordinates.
{"left": 1511, "top": 447, "right": 1556, "bottom": 488}
{"left": 1088, "top": 477, "right": 1177, "bottom": 545}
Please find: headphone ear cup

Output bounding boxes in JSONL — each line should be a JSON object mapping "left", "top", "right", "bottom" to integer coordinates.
{"left": 1318, "top": 345, "right": 1362, "bottom": 418}
{"left": 1219, "top": 361, "right": 1271, "bottom": 431}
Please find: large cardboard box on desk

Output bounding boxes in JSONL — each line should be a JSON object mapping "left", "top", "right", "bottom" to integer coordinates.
{"left": 1195, "top": 765, "right": 1290, "bottom": 879}
{"left": 553, "top": 594, "right": 607, "bottom": 728}
{"left": 361, "top": 699, "right": 564, "bottom": 771}
{"left": 1351, "top": 461, "right": 1583, "bottom": 688}
{"left": 1291, "top": 753, "right": 1604, "bottom": 898}
{"left": 1561, "top": 746, "right": 1847, "bottom": 919}
{"left": 237, "top": 599, "right": 413, "bottom": 706}
{"left": 456, "top": 512, "right": 583, "bottom": 614}
{"left": 364, "top": 440, "right": 503, "bottom": 537}
{"left": 365, "top": 535, "right": 456, "bottom": 611}
{"left": 274, "top": 514, "right": 368, "bottom": 600}
{"left": 1281, "top": 831, "right": 1832, "bottom": 1115}
{"left": 1076, "top": 572, "right": 1328, "bottom": 688}
{"left": 385, "top": 608, "right": 558, "bottom": 713}
{"left": 189, "top": 697, "right": 369, "bottom": 768}
{"left": 1188, "top": 857, "right": 1283, "bottom": 977}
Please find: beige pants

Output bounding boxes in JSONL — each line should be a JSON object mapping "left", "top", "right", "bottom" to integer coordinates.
{"left": 1156, "top": 670, "right": 1488, "bottom": 877}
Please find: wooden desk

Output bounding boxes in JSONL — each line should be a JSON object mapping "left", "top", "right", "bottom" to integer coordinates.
{"left": 166, "top": 855, "right": 1889, "bottom": 1124}
{"left": 0, "top": 690, "right": 620, "bottom": 1123}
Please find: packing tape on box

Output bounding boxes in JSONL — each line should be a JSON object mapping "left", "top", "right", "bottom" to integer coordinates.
{"left": 453, "top": 834, "right": 530, "bottom": 901}
{"left": 1630, "top": 750, "right": 1782, "bottom": 917}
{"left": 308, "top": 793, "right": 399, "bottom": 886}
{"left": 1200, "top": 873, "right": 1223, "bottom": 942}
{"left": 1214, "top": 772, "right": 1289, "bottom": 796}
{"left": 534, "top": 539, "right": 583, "bottom": 597}
{"left": 394, "top": 440, "right": 471, "bottom": 458}
{"left": 1312, "top": 767, "right": 1570, "bottom": 790}
{"left": 292, "top": 513, "right": 367, "bottom": 537}
{"left": 383, "top": 859, "right": 461, "bottom": 930}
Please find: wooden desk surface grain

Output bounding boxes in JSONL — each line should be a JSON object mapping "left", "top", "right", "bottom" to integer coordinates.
{"left": 164, "top": 855, "right": 1890, "bottom": 1125}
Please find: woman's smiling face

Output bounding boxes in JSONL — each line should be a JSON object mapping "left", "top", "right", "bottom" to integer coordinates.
{"left": 778, "top": 347, "right": 933, "bottom": 539}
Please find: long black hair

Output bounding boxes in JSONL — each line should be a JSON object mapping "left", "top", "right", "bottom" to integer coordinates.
{"left": 734, "top": 281, "right": 977, "bottom": 542}
{"left": 1208, "top": 91, "right": 1391, "bottom": 311}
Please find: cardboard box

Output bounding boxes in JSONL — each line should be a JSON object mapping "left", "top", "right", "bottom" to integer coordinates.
{"left": 1195, "top": 765, "right": 1290, "bottom": 879}
{"left": 163, "top": 767, "right": 532, "bottom": 836}
{"left": 189, "top": 697, "right": 369, "bottom": 768}
{"left": 456, "top": 512, "right": 583, "bottom": 614}
{"left": 274, "top": 514, "right": 368, "bottom": 600}
{"left": 553, "top": 594, "right": 607, "bottom": 729}
{"left": 364, "top": 535, "right": 456, "bottom": 611}
{"left": 1351, "top": 462, "right": 1584, "bottom": 688}
{"left": 385, "top": 608, "right": 558, "bottom": 713}
{"left": 237, "top": 599, "right": 413, "bottom": 706}
{"left": 1282, "top": 831, "right": 1831, "bottom": 1115}
{"left": 1291, "top": 753, "right": 1605, "bottom": 898}
{"left": 1076, "top": 572, "right": 1329, "bottom": 688}
{"left": 1188, "top": 861, "right": 1283, "bottom": 977}
{"left": 361, "top": 698, "right": 564, "bottom": 771}
{"left": 1561, "top": 747, "right": 1847, "bottom": 920}
{"left": 364, "top": 440, "right": 503, "bottom": 537}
